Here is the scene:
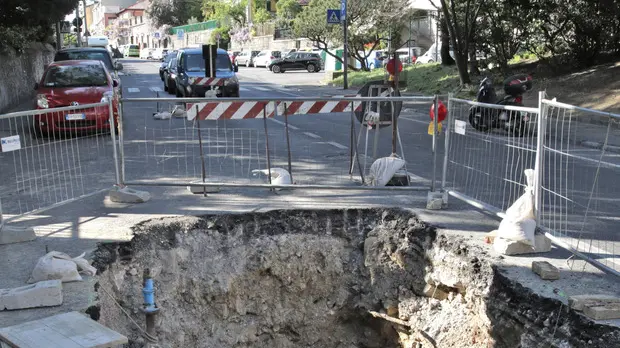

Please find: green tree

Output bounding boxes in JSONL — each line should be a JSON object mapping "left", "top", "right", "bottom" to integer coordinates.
{"left": 294, "top": 0, "right": 410, "bottom": 71}
{"left": 149, "top": 0, "right": 204, "bottom": 28}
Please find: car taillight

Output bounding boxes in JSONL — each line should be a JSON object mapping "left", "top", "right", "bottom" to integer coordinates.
{"left": 515, "top": 96, "right": 523, "bottom": 104}
{"left": 270, "top": 56, "right": 274, "bottom": 59}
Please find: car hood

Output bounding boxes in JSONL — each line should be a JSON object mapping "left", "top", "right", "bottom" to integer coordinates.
{"left": 38, "top": 86, "right": 111, "bottom": 107}
{"left": 186, "top": 71, "right": 235, "bottom": 80}
{"left": 270, "top": 58, "right": 284, "bottom": 64}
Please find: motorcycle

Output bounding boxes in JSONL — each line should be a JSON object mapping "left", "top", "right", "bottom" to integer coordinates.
{"left": 468, "top": 74, "right": 533, "bottom": 136}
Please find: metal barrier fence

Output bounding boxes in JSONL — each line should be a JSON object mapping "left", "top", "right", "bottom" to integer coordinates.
{"left": 118, "top": 96, "right": 435, "bottom": 191}
{"left": 441, "top": 96, "right": 540, "bottom": 212}
{"left": 441, "top": 92, "right": 620, "bottom": 277}
{"left": 537, "top": 98, "right": 620, "bottom": 274}
{"left": 0, "top": 101, "right": 118, "bottom": 226}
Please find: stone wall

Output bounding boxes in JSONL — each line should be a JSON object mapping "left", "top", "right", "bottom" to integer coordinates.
{"left": 0, "top": 43, "right": 55, "bottom": 114}
{"left": 229, "top": 36, "right": 313, "bottom": 52}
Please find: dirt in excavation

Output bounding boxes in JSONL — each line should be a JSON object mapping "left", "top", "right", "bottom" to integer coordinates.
{"left": 92, "top": 209, "right": 620, "bottom": 348}
{"left": 92, "top": 209, "right": 434, "bottom": 348}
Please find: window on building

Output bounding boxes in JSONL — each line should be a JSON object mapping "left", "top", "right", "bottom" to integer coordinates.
{"left": 140, "top": 16, "right": 143, "bottom": 24}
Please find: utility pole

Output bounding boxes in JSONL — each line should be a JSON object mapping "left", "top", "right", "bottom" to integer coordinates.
{"left": 82, "top": 1, "right": 89, "bottom": 47}
{"left": 55, "top": 22, "right": 62, "bottom": 50}
{"left": 342, "top": 0, "right": 348, "bottom": 90}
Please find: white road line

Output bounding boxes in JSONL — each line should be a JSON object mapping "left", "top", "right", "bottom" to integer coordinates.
{"left": 239, "top": 87, "right": 250, "bottom": 92}
{"left": 127, "top": 88, "right": 140, "bottom": 93}
{"left": 253, "top": 86, "right": 270, "bottom": 91}
{"left": 303, "top": 132, "right": 321, "bottom": 139}
{"left": 149, "top": 87, "right": 162, "bottom": 92}
{"left": 327, "top": 141, "right": 348, "bottom": 150}
{"left": 268, "top": 118, "right": 300, "bottom": 130}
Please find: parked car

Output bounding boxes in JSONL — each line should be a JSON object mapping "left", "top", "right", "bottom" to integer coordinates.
{"left": 124, "top": 44, "right": 140, "bottom": 57}
{"left": 33, "top": 60, "right": 120, "bottom": 135}
{"left": 173, "top": 47, "right": 240, "bottom": 98}
{"left": 235, "top": 50, "right": 260, "bottom": 67}
{"left": 152, "top": 48, "right": 169, "bottom": 61}
{"left": 163, "top": 58, "right": 178, "bottom": 94}
{"left": 268, "top": 52, "right": 322, "bottom": 73}
{"left": 159, "top": 52, "right": 177, "bottom": 80}
{"left": 253, "top": 50, "right": 281, "bottom": 68}
{"left": 54, "top": 47, "right": 123, "bottom": 74}
{"left": 140, "top": 48, "right": 154, "bottom": 59}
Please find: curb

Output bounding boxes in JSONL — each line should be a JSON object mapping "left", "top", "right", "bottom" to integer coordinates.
{"left": 580, "top": 140, "right": 620, "bottom": 153}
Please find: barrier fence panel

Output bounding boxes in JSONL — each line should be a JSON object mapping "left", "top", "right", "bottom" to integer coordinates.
{"left": 119, "top": 96, "right": 435, "bottom": 190}
{"left": 538, "top": 98, "right": 620, "bottom": 274}
{"left": 0, "top": 102, "right": 118, "bottom": 223}
{"left": 442, "top": 97, "right": 540, "bottom": 212}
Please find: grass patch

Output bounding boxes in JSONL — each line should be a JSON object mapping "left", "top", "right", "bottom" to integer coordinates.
{"left": 330, "top": 63, "right": 464, "bottom": 96}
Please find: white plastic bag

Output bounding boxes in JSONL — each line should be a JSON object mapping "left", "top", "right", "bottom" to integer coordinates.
{"left": 252, "top": 168, "right": 292, "bottom": 187}
{"left": 28, "top": 251, "right": 96, "bottom": 284}
{"left": 495, "top": 169, "right": 537, "bottom": 247}
{"left": 367, "top": 157, "right": 406, "bottom": 187}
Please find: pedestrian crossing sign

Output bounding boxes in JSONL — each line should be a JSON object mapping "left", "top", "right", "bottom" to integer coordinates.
{"left": 327, "top": 9, "right": 341, "bottom": 24}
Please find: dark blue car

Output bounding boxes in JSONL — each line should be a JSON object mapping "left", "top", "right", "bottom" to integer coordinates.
{"left": 173, "top": 47, "right": 240, "bottom": 98}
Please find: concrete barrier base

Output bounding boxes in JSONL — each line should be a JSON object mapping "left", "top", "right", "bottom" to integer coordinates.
{"left": 0, "top": 225, "right": 36, "bottom": 245}
{"left": 109, "top": 186, "right": 151, "bottom": 203}
{"left": 426, "top": 191, "right": 448, "bottom": 210}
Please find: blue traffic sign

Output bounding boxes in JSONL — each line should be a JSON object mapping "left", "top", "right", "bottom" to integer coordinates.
{"left": 177, "top": 29, "right": 184, "bottom": 40}
{"left": 327, "top": 9, "right": 341, "bottom": 24}
{"left": 341, "top": 0, "right": 346, "bottom": 21}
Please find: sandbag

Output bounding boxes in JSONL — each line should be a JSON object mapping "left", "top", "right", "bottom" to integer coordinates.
{"left": 495, "top": 169, "right": 537, "bottom": 247}
{"left": 28, "top": 251, "right": 96, "bottom": 284}
{"left": 252, "top": 168, "right": 292, "bottom": 186}
{"left": 368, "top": 157, "right": 406, "bottom": 186}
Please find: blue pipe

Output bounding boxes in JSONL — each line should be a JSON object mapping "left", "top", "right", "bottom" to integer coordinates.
{"left": 142, "top": 277, "right": 158, "bottom": 313}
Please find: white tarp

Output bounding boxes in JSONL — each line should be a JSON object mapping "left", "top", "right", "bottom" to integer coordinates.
{"left": 368, "top": 157, "right": 406, "bottom": 186}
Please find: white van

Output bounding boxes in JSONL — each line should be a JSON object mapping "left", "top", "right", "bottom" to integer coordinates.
{"left": 88, "top": 36, "right": 109, "bottom": 48}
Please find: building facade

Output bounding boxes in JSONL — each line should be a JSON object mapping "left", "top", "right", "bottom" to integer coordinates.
{"left": 91, "top": 0, "right": 138, "bottom": 37}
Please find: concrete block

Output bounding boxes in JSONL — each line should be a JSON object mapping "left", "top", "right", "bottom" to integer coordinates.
{"left": 0, "top": 280, "right": 62, "bottom": 310}
{"left": 426, "top": 191, "right": 446, "bottom": 210}
{"left": 187, "top": 181, "right": 221, "bottom": 194}
{"left": 108, "top": 186, "right": 151, "bottom": 203}
{"left": 569, "top": 294, "right": 620, "bottom": 311}
{"left": 0, "top": 225, "right": 36, "bottom": 245}
{"left": 493, "top": 234, "right": 552, "bottom": 255}
{"left": 583, "top": 303, "right": 620, "bottom": 320}
{"left": 531, "top": 261, "right": 560, "bottom": 280}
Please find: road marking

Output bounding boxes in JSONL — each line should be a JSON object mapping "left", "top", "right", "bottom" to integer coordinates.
{"left": 239, "top": 87, "right": 250, "bottom": 92}
{"left": 127, "top": 88, "right": 140, "bottom": 93}
{"left": 327, "top": 141, "right": 348, "bottom": 150}
{"left": 253, "top": 86, "right": 270, "bottom": 91}
{"left": 303, "top": 132, "right": 321, "bottom": 139}
{"left": 149, "top": 87, "right": 162, "bottom": 92}
{"left": 268, "top": 118, "right": 300, "bottom": 130}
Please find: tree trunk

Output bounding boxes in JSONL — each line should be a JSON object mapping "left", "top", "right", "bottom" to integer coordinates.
{"left": 469, "top": 44, "right": 480, "bottom": 75}
{"left": 440, "top": 18, "right": 455, "bottom": 66}
{"left": 455, "top": 53, "right": 471, "bottom": 85}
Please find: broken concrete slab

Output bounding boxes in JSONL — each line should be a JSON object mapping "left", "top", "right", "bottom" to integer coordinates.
{"left": 531, "top": 261, "right": 560, "bottom": 280}
{"left": 0, "top": 225, "right": 36, "bottom": 245}
{"left": 0, "top": 280, "right": 62, "bottom": 311}
{"left": 493, "top": 234, "right": 552, "bottom": 255}
{"left": 569, "top": 294, "right": 620, "bottom": 311}
{"left": 108, "top": 186, "right": 151, "bottom": 203}
{"left": 423, "top": 283, "right": 450, "bottom": 300}
{"left": 583, "top": 302, "right": 620, "bottom": 320}
{"left": 426, "top": 191, "right": 445, "bottom": 210}
{"left": 0, "top": 311, "right": 128, "bottom": 348}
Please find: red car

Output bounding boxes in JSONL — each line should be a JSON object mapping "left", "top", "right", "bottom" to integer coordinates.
{"left": 34, "top": 60, "right": 120, "bottom": 135}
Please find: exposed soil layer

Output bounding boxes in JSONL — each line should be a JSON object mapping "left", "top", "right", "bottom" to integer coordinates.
{"left": 92, "top": 209, "right": 620, "bottom": 348}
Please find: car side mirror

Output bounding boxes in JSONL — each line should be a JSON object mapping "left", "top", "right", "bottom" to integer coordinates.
{"left": 115, "top": 62, "right": 124, "bottom": 71}
{"left": 34, "top": 82, "right": 39, "bottom": 90}
{"left": 234, "top": 65, "right": 239, "bottom": 72}
{"left": 112, "top": 79, "right": 119, "bottom": 87}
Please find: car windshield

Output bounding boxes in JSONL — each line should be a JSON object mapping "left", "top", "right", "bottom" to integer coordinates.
{"left": 185, "top": 54, "right": 232, "bottom": 72}
{"left": 129, "top": 45, "right": 139, "bottom": 49}
{"left": 163, "top": 54, "right": 175, "bottom": 63}
{"left": 43, "top": 65, "right": 108, "bottom": 88}
{"left": 55, "top": 51, "right": 113, "bottom": 71}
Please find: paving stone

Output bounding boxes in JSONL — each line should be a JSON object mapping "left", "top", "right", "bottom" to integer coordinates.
{"left": 0, "top": 280, "right": 62, "bottom": 311}
{"left": 583, "top": 302, "right": 620, "bottom": 320}
{"left": 569, "top": 294, "right": 620, "bottom": 311}
{"left": 531, "top": 261, "right": 560, "bottom": 280}
{"left": 493, "top": 234, "right": 552, "bottom": 255}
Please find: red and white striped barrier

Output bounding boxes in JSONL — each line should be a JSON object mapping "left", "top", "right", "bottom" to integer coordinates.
{"left": 186, "top": 95, "right": 363, "bottom": 121}
{"left": 189, "top": 77, "right": 225, "bottom": 86}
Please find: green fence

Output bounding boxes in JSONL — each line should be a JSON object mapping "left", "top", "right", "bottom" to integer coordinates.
{"left": 170, "top": 20, "right": 218, "bottom": 34}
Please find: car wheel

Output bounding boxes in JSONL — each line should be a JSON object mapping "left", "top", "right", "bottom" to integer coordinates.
{"left": 164, "top": 82, "right": 168, "bottom": 92}
{"left": 306, "top": 64, "right": 315, "bottom": 73}
{"left": 175, "top": 86, "right": 182, "bottom": 98}
{"left": 272, "top": 65, "right": 281, "bottom": 73}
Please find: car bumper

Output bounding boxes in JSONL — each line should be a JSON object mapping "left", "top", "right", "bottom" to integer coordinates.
{"left": 34, "top": 106, "right": 118, "bottom": 133}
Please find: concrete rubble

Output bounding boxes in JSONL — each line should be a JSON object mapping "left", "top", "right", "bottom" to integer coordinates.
{"left": 0, "top": 280, "right": 62, "bottom": 311}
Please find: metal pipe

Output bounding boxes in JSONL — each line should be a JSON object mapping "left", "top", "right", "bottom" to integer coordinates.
{"left": 350, "top": 104, "right": 365, "bottom": 183}
{"left": 141, "top": 268, "right": 159, "bottom": 344}
{"left": 541, "top": 98, "right": 620, "bottom": 120}
{"left": 263, "top": 105, "right": 272, "bottom": 185}
{"left": 431, "top": 96, "right": 439, "bottom": 192}
{"left": 441, "top": 93, "right": 453, "bottom": 190}
{"left": 448, "top": 97, "right": 539, "bottom": 113}
{"left": 195, "top": 105, "right": 208, "bottom": 197}
{"left": 124, "top": 181, "right": 428, "bottom": 191}
{"left": 534, "top": 91, "right": 546, "bottom": 219}
{"left": 108, "top": 99, "right": 121, "bottom": 187}
{"left": 118, "top": 99, "right": 126, "bottom": 185}
{"left": 283, "top": 103, "right": 293, "bottom": 183}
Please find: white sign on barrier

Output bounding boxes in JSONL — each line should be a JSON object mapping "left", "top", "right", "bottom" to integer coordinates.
{"left": 1, "top": 135, "right": 21, "bottom": 152}
{"left": 455, "top": 120, "right": 467, "bottom": 135}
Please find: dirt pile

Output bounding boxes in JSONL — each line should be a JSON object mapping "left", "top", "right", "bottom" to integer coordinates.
{"left": 91, "top": 209, "right": 620, "bottom": 348}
